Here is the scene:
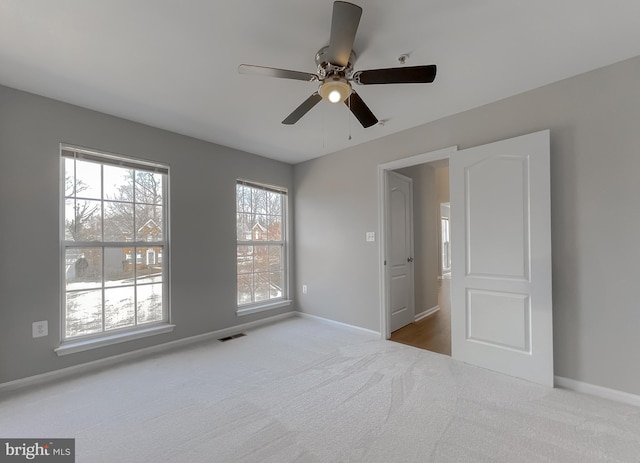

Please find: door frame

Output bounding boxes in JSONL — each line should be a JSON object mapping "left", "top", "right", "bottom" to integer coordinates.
{"left": 378, "top": 146, "right": 458, "bottom": 339}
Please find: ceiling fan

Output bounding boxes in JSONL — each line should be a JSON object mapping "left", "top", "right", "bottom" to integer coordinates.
{"left": 238, "top": 1, "right": 437, "bottom": 128}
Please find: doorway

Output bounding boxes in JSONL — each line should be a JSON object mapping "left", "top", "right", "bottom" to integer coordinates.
{"left": 378, "top": 146, "right": 456, "bottom": 355}
{"left": 387, "top": 160, "right": 451, "bottom": 355}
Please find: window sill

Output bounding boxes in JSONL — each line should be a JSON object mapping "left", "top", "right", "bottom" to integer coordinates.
{"left": 54, "top": 324, "right": 176, "bottom": 357}
{"left": 237, "top": 300, "right": 292, "bottom": 317}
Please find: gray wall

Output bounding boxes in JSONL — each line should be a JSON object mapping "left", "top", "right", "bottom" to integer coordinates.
{"left": 294, "top": 55, "right": 640, "bottom": 396}
{"left": 0, "top": 85, "right": 295, "bottom": 384}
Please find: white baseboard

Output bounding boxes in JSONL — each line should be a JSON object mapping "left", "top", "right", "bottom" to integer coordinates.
{"left": 0, "top": 311, "right": 296, "bottom": 394}
{"left": 296, "top": 312, "right": 380, "bottom": 337}
{"left": 554, "top": 376, "right": 640, "bottom": 408}
{"left": 415, "top": 305, "right": 440, "bottom": 322}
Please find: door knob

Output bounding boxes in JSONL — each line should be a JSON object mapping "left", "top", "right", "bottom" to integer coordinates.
{"left": 407, "top": 257, "right": 414, "bottom": 262}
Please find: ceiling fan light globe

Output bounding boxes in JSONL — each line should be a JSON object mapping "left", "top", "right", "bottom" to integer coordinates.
{"left": 328, "top": 89, "right": 342, "bottom": 103}
{"left": 320, "top": 78, "right": 351, "bottom": 103}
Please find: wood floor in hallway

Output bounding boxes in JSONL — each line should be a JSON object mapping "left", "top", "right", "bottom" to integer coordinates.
{"left": 390, "top": 277, "right": 451, "bottom": 356}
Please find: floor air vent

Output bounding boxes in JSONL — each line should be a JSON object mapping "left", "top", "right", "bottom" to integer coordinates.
{"left": 218, "top": 333, "right": 247, "bottom": 342}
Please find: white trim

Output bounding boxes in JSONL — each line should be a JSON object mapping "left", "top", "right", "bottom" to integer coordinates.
{"left": 237, "top": 299, "right": 292, "bottom": 316}
{"left": 377, "top": 147, "right": 457, "bottom": 172}
{"left": 554, "top": 376, "right": 640, "bottom": 407}
{"left": 415, "top": 305, "right": 440, "bottom": 322}
{"left": 296, "top": 312, "right": 380, "bottom": 336}
{"left": 61, "top": 143, "right": 169, "bottom": 173}
{"left": 1, "top": 312, "right": 296, "bottom": 394}
{"left": 378, "top": 146, "right": 458, "bottom": 340}
{"left": 55, "top": 324, "right": 176, "bottom": 356}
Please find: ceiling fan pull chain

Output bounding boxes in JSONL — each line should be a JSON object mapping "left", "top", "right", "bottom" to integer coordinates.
{"left": 322, "top": 100, "right": 326, "bottom": 149}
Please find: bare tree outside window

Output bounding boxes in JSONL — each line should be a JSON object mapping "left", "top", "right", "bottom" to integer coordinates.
{"left": 62, "top": 148, "right": 168, "bottom": 339}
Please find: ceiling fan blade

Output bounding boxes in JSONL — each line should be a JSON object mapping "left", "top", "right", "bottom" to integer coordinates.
{"left": 238, "top": 64, "right": 318, "bottom": 82}
{"left": 325, "top": 1, "right": 362, "bottom": 67}
{"left": 345, "top": 90, "right": 378, "bottom": 128}
{"left": 282, "top": 92, "right": 323, "bottom": 125}
{"left": 353, "top": 65, "right": 437, "bottom": 85}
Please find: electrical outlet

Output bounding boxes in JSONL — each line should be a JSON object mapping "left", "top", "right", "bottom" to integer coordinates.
{"left": 366, "top": 232, "right": 375, "bottom": 242}
{"left": 302, "top": 285, "right": 308, "bottom": 294}
{"left": 32, "top": 320, "right": 48, "bottom": 338}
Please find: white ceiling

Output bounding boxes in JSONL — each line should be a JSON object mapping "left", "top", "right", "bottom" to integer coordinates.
{"left": 2, "top": 1, "right": 640, "bottom": 164}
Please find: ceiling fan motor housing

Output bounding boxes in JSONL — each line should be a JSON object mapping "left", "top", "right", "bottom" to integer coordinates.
{"left": 315, "top": 45, "right": 356, "bottom": 75}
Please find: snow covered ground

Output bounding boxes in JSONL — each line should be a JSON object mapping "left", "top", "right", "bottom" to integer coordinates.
{"left": 65, "top": 275, "right": 163, "bottom": 338}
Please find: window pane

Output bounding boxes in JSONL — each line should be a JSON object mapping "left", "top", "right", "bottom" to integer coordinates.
{"left": 237, "top": 184, "right": 251, "bottom": 213}
{"left": 237, "top": 273, "right": 253, "bottom": 305}
{"left": 105, "top": 286, "right": 135, "bottom": 330}
{"left": 254, "top": 245, "right": 269, "bottom": 273}
{"left": 237, "top": 213, "right": 252, "bottom": 241}
{"left": 254, "top": 273, "right": 270, "bottom": 303}
{"left": 75, "top": 159, "right": 101, "bottom": 199}
{"left": 64, "top": 199, "right": 76, "bottom": 241}
{"left": 268, "top": 245, "right": 283, "bottom": 272}
{"left": 65, "top": 289, "right": 102, "bottom": 337}
{"left": 137, "top": 283, "right": 163, "bottom": 323}
{"left": 267, "top": 216, "right": 282, "bottom": 241}
{"left": 251, "top": 214, "right": 266, "bottom": 240}
{"left": 252, "top": 188, "right": 266, "bottom": 214}
{"left": 136, "top": 205, "right": 163, "bottom": 241}
{"left": 267, "top": 191, "right": 282, "bottom": 216}
{"left": 104, "top": 247, "right": 134, "bottom": 287}
{"left": 137, "top": 247, "right": 163, "bottom": 283}
{"left": 237, "top": 246, "right": 253, "bottom": 274}
{"left": 103, "top": 165, "right": 133, "bottom": 201}
{"left": 64, "top": 158, "right": 75, "bottom": 197}
{"left": 135, "top": 171, "right": 163, "bottom": 206}
{"left": 65, "top": 199, "right": 102, "bottom": 241}
{"left": 269, "top": 271, "right": 284, "bottom": 299}
{"left": 65, "top": 248, "right": 102, "bottom": 290}
{"left": 104, "top": 201, "right": 133, "bottom": 241}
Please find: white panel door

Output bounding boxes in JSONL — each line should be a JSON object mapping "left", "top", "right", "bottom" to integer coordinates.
{"left": 387, "top": 171, "right": 415, "bottom": 332}
{"left": 450, "top": 130, "right": 553, "bottom": 386}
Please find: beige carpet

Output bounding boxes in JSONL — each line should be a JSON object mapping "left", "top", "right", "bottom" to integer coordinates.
{"left": 1, "top": 316, "right": 639, "bottom": 462}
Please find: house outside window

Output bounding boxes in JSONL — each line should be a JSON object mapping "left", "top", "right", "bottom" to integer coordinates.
{"left": 236, "top": 180, "right": 288, "bottom": 310}
{"left": 61, "top": 146, "right": 169, "bottom": 341}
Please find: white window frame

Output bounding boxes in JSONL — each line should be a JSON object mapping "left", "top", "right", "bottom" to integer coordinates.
{"left": 440, "top": 202, "right": 451, "bottom": 277}
{"left": 236, "top": 179, "right": 291, "bottom": 316}
{"left": 57, "top": 144, "right": 173, "bottom": 356}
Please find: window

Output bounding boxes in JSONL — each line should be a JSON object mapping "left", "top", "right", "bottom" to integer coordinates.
{"left": 440, "top": 202, "right": 451, "bottom": 276}
{"left": 236, "top": 180, "right": 288, "bottom": 310}
{"left": 61, "top": 146, "right": 169, "bottom": 341}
